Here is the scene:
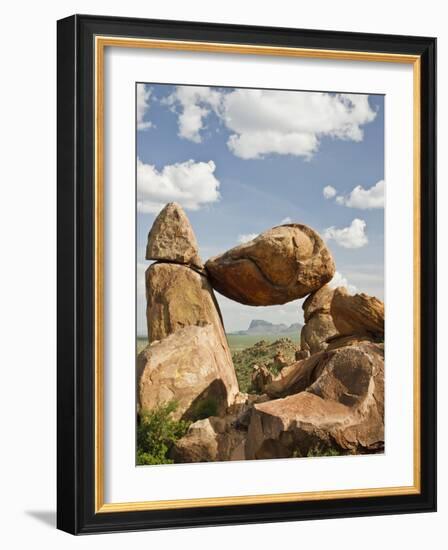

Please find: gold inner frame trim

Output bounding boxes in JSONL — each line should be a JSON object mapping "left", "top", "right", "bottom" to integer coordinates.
{"left": 94, "top": 35, "right": 421, "bottom": 513}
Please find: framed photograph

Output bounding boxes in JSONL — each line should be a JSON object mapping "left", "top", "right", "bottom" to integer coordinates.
{"left": 57, "top": 14, "right": 436, "bottom": 534}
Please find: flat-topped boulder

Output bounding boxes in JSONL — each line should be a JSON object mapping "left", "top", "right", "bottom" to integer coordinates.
{"left": 205, "top": 224, "right": 335, "bottom": 306}
{"left": 145, "top": 202, "right": 203, "bottom": 268}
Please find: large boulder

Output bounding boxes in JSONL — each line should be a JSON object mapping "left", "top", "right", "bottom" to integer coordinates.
{"left": 300, "top": 285, "right": 338, "bottom": 354}
{"left": 205, "top": 224, "right": 335, "bottom": 306}
{"left": 145, "top": 202, "right": 203, "bottom": 269}
{"left": 145, "top": 262, "right": 227, "bottom": 348}
{"left": 137, "top": 324, "right": 239, "bottom": 420}
{"left": 331, "top": 288, "right": 384, "bottom": 338}
{"left": 246, "top": 342, "right": 384, "bottom": 458}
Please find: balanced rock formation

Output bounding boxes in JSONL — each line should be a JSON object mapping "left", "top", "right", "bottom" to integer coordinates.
{"left": 331, "top": 287, "right": 384, "bottom": 338}
{"left": 246, "top": 341, "right": 384, "bottom": 458}
{"left": 205, "top": 224, "right": 335, "bottom": 306}
{"left": 300, "top": 285, "right": 338, "bottom": 354}
{"left": 145, "top": 202, "right": 203, "bottom": 269}
{"left": 138, "top": 324, "right": 239, "bottom": 420}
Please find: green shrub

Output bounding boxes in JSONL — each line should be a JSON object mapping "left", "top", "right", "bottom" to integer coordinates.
{"left": 137, "top": 401, "right": 190, "bottom": 465}
{"left": 293, "top": 443, "right": 342, "bottom": 458}
{"left": 189, "top": 396, "right": 219, "bottom": 421}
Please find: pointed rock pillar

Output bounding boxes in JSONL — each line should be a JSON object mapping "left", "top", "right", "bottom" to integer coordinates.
{"left": 138, "top": 202, "right": 239, "bottom": 419}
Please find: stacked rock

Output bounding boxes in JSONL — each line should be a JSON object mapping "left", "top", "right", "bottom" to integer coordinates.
{"left": 138, "top": 202, "right": 386, "bottom": 461}
{"left": 137, "top": 203, "right": 239, "bottom": 421}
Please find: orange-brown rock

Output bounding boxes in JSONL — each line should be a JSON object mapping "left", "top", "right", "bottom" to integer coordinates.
{"left": 246, "top": 342, "right": 384, "bottom": 458}
{"left": 331, "top": 287, "right": 384, "bottom": 338}
{"left": 250, "top": 365, "right": 273, "bottom": 393}
{"left": 302, "top": 284, "right": 335, "bottom": 322}
{"left": 170, "top": 418, "right": 219, "bottom": 462}
{"left": 205, "top": 224, "right": 335, "bottom": 306}
{"left": 171, "top": 416, "right": 247, "bottom": 463}
{"left": 145, "top": 202, "right": 203, "bottom": 268}
{"left": 137, "top": 324, "right": 239, "bottom": 421}
{"left": 300, "top": 313, "right": 338, "bottom": 354}
{"left": 300, "top": 285, "right": 338, "bottom": 354}
{"left": 145, "top": 262, "right": 227, "bottom": 347}
{"left": 326, "top": 333, "right": 377, "bottom": 351}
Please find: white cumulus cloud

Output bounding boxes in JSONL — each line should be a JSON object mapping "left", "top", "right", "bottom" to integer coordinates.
{"left": 164, "top": 86, "right": 377, "bottom": 159}
{"left": 336, "top": 179, "right": 385, "bottom": 209}
{"left": 324, "top": 218, "right": 368, "bottom": 249}
{"left": 137, "top": 158, "right": 221, "bottom": 214}
{"left": 163, "top": 86, "right": 222, "bottom": 142}
{"left": 137, "top": 84, "right": 153, "bottom": 130}
{"left": 237, "top": 233, "right": 259, "bottom": 244}
{"left": 280, "top": 216, "right": 292, "bottom": 224}
{"left": 323, "top": 185, "right": 337, "bottom": 199}
{"left": 328, "top": 271, "right": 357, "bottom": 294}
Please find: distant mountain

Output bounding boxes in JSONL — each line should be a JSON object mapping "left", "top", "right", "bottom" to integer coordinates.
{"left": 231, "top": 319, "right": 302, "bottom": 336}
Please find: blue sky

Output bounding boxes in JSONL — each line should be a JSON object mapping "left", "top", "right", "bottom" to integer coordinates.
{"left": 136, "top": 84, "right": 384, "bottom": 335}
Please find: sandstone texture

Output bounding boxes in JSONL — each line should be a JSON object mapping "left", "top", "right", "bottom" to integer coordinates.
{"left": 331, "top": 287, "right": 384, "bottom": 338}
{"left": 300, "top": 313, "right": 338, "bottom": 355}
{"left": 302, "top": 284, "right": 335, "bottom": 322}
{"left": 300, "top": 285, "right": 338, "bottom": 354}
{"left": 205, "top": 224, "right": 335, "bottom": 306}
{"left": 246, "top": 342, "right": 384, "bottom": 458}
{"left": 145, "top": 262, "right": 228, "bottom": 347}
{"left": 137, "top": 324, "right": 239, "bottom": 420}
{"left": 145, "top": 202, "right": 203, "bottom": 268}
{"left": 171, "top": 415, "right": 247, "bottom": 463}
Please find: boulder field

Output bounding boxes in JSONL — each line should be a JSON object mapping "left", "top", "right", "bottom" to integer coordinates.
{"left": 137, "top": 201, "right": 385, "bottom": 462}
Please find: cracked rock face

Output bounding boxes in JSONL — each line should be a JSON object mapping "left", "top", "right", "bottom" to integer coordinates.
{"left": 205, "top": 224, "right": 335, "bottom": 306}
{"left": 331, "top": 287, "right": 384, "bottom": 338}
{"left": 145, "top": 262, "right": 227, "bottom": 347}
{"left": 145, "top": 202, "right": 203, "bottom": 269}
{"left": 246, "top": 342, "right": 384, "bottom": 458}
{"left": 300, "top": 284, "right": 338, "bottom": 354}
{"left": 137, "top": 324, "right": 239, "bottom": 421}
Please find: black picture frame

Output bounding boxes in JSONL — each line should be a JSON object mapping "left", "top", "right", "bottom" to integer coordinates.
{"left": 57, "top": 14, "right": 436, "bottom": 535}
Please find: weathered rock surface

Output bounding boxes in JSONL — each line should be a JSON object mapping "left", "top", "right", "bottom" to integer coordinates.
{"left": 302, "top": 284, "right": 335, "bottom": 322}
{"left": 171, "top": 415, "right": 247, "bottom": 463}
{"left": 170, "top": 418, "right": 219, "bottom": 462}
{"left": 137, "top": 324, "right": 239, "bottom": 420}
{"left": 205, "top": 224, "right": 335, "bottom": 306}
{"left": 331, "top": 287, "right": 384, "bottom": 338}
{"left": 295, "top": 349, "right": 310, "bottom": 361}
{"left": 145, "top": 202, "right": 203, "bottom": 268}
{"left": 300, "top": 285, "right": 338, "bottom": 354}
{"left": 300, "top": 313, "right": 338, "bottom": 355}
{"left": 246, "top": 342, "right": 384, "bottom": 458}
{"left": 145, "top": 262, "right": 227, "bottom": 348}
{"left": 251, "top": 365, "right": 273, "bottom": 393}
{"left": 326, "top": 334, "right": 377, "bottom": 351}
